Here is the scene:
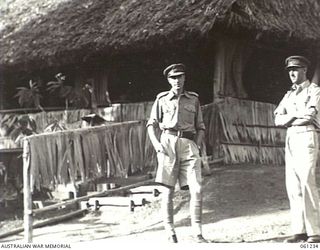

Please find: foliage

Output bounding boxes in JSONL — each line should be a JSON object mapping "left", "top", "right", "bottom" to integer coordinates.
{"left": 14, "top": 80, "right": 43, "bottom": 110}
{"left": 10, "top": 73, "right": 91, "bottom": 139}
{"left": 0, "top": 113, "right": 37, "bottom": 142}
{"left": 13, "top": 73, "right": 92, "bottom": 110}
{"left": 44, "top": 119, "right": 67, "bottom": 132}
{"left": 46, "top": 73, "right": 89, "bottom": 109}
{"left": 46, "top": 73, "right": 70, "bottom": 98}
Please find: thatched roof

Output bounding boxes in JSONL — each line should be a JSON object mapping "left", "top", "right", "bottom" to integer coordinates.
{"left": 231, "top": 0, "right": 320, "bottom": 41}
{"left": 1, "top": 0, "right": 320, "bottom": 70}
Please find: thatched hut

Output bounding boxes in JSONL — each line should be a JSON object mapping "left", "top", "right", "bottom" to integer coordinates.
{"left": 1, "top": 0, "right": 320, "bottom": 165}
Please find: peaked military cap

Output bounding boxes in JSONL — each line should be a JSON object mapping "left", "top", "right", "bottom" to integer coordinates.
{"left": 285, "top": 55, "right": 310, "bottom": 69}
{"left": 163, "top": 63, "right": 186, "bottom": 77}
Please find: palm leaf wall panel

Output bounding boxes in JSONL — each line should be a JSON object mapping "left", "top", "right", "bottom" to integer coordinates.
{"left": 27, "top": 121, "right": 152, "bottom": 191}
{"left": 222, "top": 144, "right": 285, "bottom": 165}
{"left": 8, "top": 98, "right": 292, "bottom": 192}
{"left": 0, "top": 102, "right": 154, "bottom": 140}
{"left": 218, "top": 97, "right": 286, "bottom": 165}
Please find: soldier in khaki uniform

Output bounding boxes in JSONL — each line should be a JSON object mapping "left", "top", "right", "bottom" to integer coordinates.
{"left": 147, "top": 63, "right": 207, "bottom": 243}
{"left": 274, "top": 56, "right": 320, "bottom": 243}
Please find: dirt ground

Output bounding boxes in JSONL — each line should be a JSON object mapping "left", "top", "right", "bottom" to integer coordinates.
{"left": 0, "top": 164, "right": 296, "bottom": 245}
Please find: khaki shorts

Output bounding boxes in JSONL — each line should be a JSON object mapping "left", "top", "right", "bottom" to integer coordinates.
{"left": 155, "top": 133, "right": 202, "bottom": 189}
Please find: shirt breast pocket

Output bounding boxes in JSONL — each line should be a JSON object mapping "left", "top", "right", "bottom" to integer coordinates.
{"left": 162, "top": 105, "right": 176, "bottom": 122}
{"left": 183, "top": 105, "right": 196, "bottom": 122}
{"left": 163, "top": 105, "right": 175, "bottom": 114}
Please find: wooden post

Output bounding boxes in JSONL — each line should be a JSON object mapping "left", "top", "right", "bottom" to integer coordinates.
{"left": 23, "top": 139, "right": 33, "bottom": 243}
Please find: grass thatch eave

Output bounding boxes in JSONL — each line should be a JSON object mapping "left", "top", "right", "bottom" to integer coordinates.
{"left": 0, "top": 0, "right": 236, "bottom": 70}
{"left": 1, "top": 0, "right": 320, "bottom": 71}
{"left": 227, "top": 0, "right": 320, "bottom": 43}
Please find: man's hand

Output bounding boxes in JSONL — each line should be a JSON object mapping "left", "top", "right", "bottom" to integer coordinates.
{"left": 154, "top": 142, "right": 165, "bottom": 154}
{"left": 291, "top": 118, "right": 311, "bottom": 126}
{"left": 195, "top": 130, "right": 205, "bottom": 150}
{"left": 147, "top": 125, "right": 168, "bottom": 155}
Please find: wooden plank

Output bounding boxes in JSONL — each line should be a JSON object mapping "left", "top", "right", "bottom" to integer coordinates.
{"left": 220, "top": 141, "right": 285, "bottom": 148}
{"left": 0, "top": 148, "right": 23, "bottom": 153}
{"left": 23, "top": 139, "right": 32, "bottom": 243}
{"left": 32, "top": 179, "right": 157, "bottom": 215}
{"left": 232, "top": 123, "right": 285, "bottom": 129}
{"left": 208, "top": 157, "right": 224, "bottom": 164}
{"left": 92, "top": 174, "right": 153, "bottom": 185}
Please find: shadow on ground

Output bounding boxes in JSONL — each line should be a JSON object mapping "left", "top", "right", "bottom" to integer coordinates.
{"left": 1, "top": 164, "right": 293, "bottom": 243}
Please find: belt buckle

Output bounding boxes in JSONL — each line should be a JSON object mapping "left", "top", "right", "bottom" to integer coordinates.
{"left": 177, "top": 130, "right": 182, "bottom": 137}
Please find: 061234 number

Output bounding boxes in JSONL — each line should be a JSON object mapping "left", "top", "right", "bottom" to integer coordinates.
{"left": 300, "top": 243, "right": 319, "bottom": 248}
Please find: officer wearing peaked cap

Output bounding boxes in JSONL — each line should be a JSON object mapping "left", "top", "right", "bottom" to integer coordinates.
{"left": 163, "top": 63, "right": 186, "bottom": 77}
{"left": 274, "top": 56, "right": 320, "bottom": 243}
{"left": 147, "top": 63, "right": 207, "bottom": 243}
{"left": 285, "top": 55, "right": 310, "bottom": 69}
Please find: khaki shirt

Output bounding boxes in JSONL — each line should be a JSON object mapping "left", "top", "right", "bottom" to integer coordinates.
{"left": 274, "top": 80, "right": 320, "bottom": 128}
{"left": 147, "top": 90, "right": 205, "bottom": 133}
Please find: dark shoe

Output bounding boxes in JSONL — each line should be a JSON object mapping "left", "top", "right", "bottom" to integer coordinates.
{"left": 168, "top": 234, "right": 178, "bottom": 243}
{"left": 194, "top": 234, "right": 209, "bottom": 243}
{"left": 284, "top": 234, "right": 308, "bottom": 243}
{"left": 307, "top": 235, "right": 320, "bottom": 243}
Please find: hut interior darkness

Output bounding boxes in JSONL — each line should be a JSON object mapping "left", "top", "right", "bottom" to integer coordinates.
{"left": 1, "top": 41, "right": 216, "bottom": 109}
{"left": 2, "top": 36, "right": 316, "bottom": 109}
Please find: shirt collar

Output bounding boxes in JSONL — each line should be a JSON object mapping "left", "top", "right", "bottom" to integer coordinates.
{"left": 291, "top": 80, "right": 310, "bottom": 91}
{"left": 168, "top": 90, "right": 192, "bottom": 100}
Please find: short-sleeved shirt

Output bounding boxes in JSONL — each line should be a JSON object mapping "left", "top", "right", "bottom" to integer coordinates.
{"left": 147, "top": 90, "right": 205, "bottom": 133}
{"left": 274, "top": 80, "right": 320, "bottom": 128}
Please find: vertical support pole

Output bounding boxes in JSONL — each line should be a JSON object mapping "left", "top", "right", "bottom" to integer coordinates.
{"left": 212, "top": 39, "right": 224, "bottom": 102}
{"left": 0, "top": 70, "right": 4, "bottom": 110}
{"left": 23, "top": 139, "right": 33, "bottom": 243}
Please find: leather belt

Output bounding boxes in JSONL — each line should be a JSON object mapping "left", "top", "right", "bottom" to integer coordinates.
{"left": 163, "top": 129, "right": 195, "bottom": 141}
{"left": 287, "top": 124, "right": 315, "bottom": 133}
{"left": 288, "top": 122, "right": 313, "bottom": 127}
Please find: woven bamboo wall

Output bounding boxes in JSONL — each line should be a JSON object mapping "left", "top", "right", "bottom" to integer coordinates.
{"left": 217, "top": 97, "right": 286, "bottom": 165}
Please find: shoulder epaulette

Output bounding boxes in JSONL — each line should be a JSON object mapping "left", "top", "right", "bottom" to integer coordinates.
{"left": 156, "top": 91, "right": 170, "bottom": 99}
{"left": 186, "top": 91, "right": 199, "bottom": 97}
{"left": 309, "top": 82, "right": 320, "bottom": 95}
{"left": 310, "top": 82, "right": 320, "bottom": 89}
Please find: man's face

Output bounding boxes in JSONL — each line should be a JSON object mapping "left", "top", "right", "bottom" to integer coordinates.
{"left": 167, "top": 74, "right": 185, "bottom": 92}
{"left": 19, "top": 121, "right": 28, "bottom": 130}
{"left": 288, "top": 67, "right": 306, "bottom": 85}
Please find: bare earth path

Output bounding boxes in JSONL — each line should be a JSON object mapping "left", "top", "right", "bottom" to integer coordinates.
{"left": 0, "top": 164, "right": 294, "bottom": 245}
